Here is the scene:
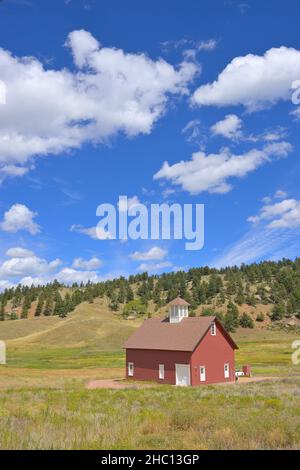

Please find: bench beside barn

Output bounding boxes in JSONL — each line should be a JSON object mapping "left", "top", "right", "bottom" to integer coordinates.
{"left": 123, "top": 297, "right": 238, "bottom": 386}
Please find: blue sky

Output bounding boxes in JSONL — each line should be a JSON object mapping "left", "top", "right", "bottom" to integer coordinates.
{"left": 0, "top": 0, "right": 300, "bottom": 289}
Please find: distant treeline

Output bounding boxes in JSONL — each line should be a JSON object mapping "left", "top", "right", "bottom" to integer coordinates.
{"left": 1, "top": 258, "right": 300, "bottom": 331}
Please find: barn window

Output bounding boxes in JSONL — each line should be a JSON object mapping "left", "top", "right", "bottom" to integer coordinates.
{"left": 211, "top": 322, "right": 216, "bottom": 336}
{"left": 128, "top": 362, "right": 134, "bottom": 377}
{"left": 159, "top": 364, "right": 165, "bottom": 379}
{"left": 224, "top": 363, "right": 230, "bottom": 379}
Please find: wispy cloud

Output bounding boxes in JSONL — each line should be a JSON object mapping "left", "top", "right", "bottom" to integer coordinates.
{"left": 212, "top": 226, "right": 300, "bottom": 268}
{"left": 70, "top": 224, "right": 112, "bottom": 240}
{"left": 137, "top": 261, "right": 173, "bottom": 273}
{"left": 161, "top": 38, "right": 217, "bottom": 59}
{"left": 213, "top": 191, "right": 300, "bottom": 267}
{"left": 181, "top": 119, "right": 207, "bottom": 147}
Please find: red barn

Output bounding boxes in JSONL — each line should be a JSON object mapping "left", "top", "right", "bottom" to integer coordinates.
{"left": 124, "top": 297, "right": 238, "bottom": 386}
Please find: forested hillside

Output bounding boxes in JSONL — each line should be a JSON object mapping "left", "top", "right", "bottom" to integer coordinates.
{"left": 1, "top": 258, "right": 300, "bottom": 332}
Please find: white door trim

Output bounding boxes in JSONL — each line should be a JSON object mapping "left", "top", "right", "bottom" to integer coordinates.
{"left": 128, "top": 362, "right": 134, "bottom": 377}
{"left": 200, "top": 365, "right": 206, "bottom": 382}
{"left": 159, "top": 364, "right": 165, "bottom": 380}
{"left": 175, "top": 363, "right": 191, "bottom": 386}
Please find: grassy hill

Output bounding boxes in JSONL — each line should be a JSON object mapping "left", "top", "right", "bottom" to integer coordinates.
{"left": 2, "top": 258, "right": 300, "bottom": 334}
{"left": 1, "top": 298, "right": 143, "bottom": 351}
{"left": 0, "top": 296, "right": 297, "bottom": 377}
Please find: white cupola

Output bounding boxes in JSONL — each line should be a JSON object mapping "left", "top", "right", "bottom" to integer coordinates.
{"left": 168, "top": 297, "right": 190, "bottom": 323}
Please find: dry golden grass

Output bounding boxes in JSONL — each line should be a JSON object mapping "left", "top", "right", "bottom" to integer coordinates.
{"left": 1, "top": 299, "right": 142, "bottom": 349}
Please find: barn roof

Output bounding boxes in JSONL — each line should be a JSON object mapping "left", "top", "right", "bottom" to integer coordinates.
{"left": 123, "top": 316, "right": 238, "bottom": 352}
{"left": 168, "top": 296, "right": 190, "bottom": 307}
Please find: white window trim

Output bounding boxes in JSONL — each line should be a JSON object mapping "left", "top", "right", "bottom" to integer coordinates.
{"left": 128, "top": 362, "right": 134, "bottom": 377}
{"left": 159, "top": 364, "right": 165, "bottom": 380}
{"left": 224, "top": 363, "right": 229, "bottom": 379}
{"left": 200, "top": 365, "right": 206, "bottom": 382}
{"left": 211, "top": 322, "right": 216, "bottom": 336}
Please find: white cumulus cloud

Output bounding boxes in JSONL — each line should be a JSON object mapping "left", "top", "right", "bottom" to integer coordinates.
{"left": 154, "top": 141, "right": 292, "bottom": 195}
{"left": 0, "top": 251, "right": 61, "bottom": 279}
{"left": 72, "top": 256, "right": 102, "bottom": 270}
{"left": 210, "top": 114, "right": 243, "bottom": 140}
{"left": 0, "top": 29, "right": 198, "bottom": 180}
{"left": 192, "top": 46, "right": 300, "bottom": 111}
{"left": 53, "top": 267, "right": 101, "bottom": 285}
{"left": 0, "top": 248, "right": 103, "bottom": 287}
{"left": 248, "top": 198, "right": 300, "bottom": 229}
{"left": 6, "top": 247, "right": 34, "bottom": 258}
{"left": 0, "top": 203, "right": 40, "bottom": 234}
{"left": 130, "top": 246, "right": 167, "bottom": 261}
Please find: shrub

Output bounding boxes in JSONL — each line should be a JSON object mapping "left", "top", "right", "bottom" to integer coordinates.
{"left": 123, "top": 299, "right": 147, "bottom": 317}
{"left": 239, "top": 312, "right": 254, "bottom": 328}
{"left": 256, "top": 312, "right": 265, "bottom": 322}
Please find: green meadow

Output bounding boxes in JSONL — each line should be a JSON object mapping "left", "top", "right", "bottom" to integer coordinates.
{"left": 0, "top": 301, "right": 300, "bottom": 449}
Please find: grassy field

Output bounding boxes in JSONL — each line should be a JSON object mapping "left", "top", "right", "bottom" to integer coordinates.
{"left": 0, "top": 376, "right": 300, "bottom": 449}
{"left": 0, "top": 301, "right": 300, "bottom": 449}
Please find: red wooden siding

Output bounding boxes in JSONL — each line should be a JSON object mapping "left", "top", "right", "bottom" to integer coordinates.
{"left": 126, "top": 349, "right": 191, "bottom": 384}
{"left": 190, "top": 321, "right": 235, "bottom": 385}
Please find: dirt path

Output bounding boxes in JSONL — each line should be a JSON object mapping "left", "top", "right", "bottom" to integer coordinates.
{"left": 86, "top": 379, "right": 147, "bottom": 389}
{"left": 235, "top": 376, "right": 279, "bottom": 384}
{"left": 85, "top": 376, "right": 280, "bottom": 389}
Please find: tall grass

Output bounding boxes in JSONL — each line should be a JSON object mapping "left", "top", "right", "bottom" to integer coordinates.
{"left": 0, "top": 324, "right": 300, "bottom": 449}
{"left": 0, "top": 379, "right": 300, "bottom": 449}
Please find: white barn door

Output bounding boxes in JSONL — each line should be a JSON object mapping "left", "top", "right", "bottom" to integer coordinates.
{"left": 175, "top": 364, "right": 190, "bottom": 386}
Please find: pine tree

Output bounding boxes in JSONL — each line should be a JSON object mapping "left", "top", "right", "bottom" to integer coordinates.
{"left": 271, "top": 301, "right": 286, "bottom": 321}
{"left": 35, "top": 294, "right": 44, "bottom": 317}
{"left": 235, "top": 287, "right": 245, "bottom": 306}
{"left": 224, "top": 301, "right": 240, "bottom": 332}
{"left": 117, "top": 284, "right": 126, "bottom": 304}
{"left": 54, "top": 292, "right": 64, "bottom": 316}
{"left": 21, "top": 295, "right": 31, "bottom": 319}
{"left": 63, "top": 293, "right": 73, "bottom": 314}
{"left": 126, "top": 285, "right": 134, "bottom": 302}
{"left": 179, "top": 278, "right": 186, "bottom": 298}
{"left": 0, "top": 302, "right": 5, "bottom": 321}
{"left": 109, "top": 293, "right": 119, "bottom": 312}
{"left": 43, "top": 296, "right": 53, "bottom": 316}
